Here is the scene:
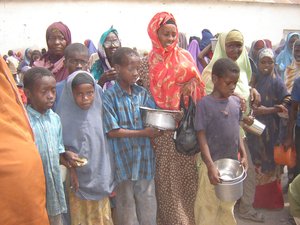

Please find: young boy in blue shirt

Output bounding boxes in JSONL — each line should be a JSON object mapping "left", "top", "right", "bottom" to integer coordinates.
{"left": 194, "top": 58, "right": 248, "bottom": 225}
{"left": 103, "top": 47, "right": 161, "bottom": 225}
{"left": 23, "top": 67, "right": 68, "bottom": 225}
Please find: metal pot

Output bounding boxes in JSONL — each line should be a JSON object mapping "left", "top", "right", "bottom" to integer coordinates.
{"left": 140, "top": 106, "right": 180, "bottom": 130}
{"left": 214, "top": 158, "right": 245, "bottom": 182}
{"left": 243, "top": 119, "right": 266, "bottom": 136}
{"left": 215, "top": 171, "right": 247, "bottom": 202}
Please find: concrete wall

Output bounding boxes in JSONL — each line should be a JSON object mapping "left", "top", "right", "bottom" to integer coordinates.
{"left": 0, "top": 0, "right": 299, "bottom": 55}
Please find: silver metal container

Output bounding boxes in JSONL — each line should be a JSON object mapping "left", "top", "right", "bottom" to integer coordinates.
{"left": 214, "top": 158, "right": 245, "bottom": 182}
{"left": 215, "top": 171, "right": 247, "bottom": 202}
{"left": 243, "top": 119, "right": 266, "bottom": 136}
{"left": 139, "top": 106, "right": 180, "bottom": 130}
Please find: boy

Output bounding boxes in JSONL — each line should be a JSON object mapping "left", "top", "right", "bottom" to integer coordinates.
{"left": 103, "top": 47, "right": 161, "bottom": 225}
{"left": 23, "top": 67, "right": 72, "bottom": 225}
{"left": 54, "top": 43, "right": 89, "bottom": 111}
{"left": 194, "top": 58, "right": 248, "bottom": 225}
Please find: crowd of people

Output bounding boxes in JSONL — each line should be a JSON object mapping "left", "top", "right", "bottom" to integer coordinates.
{"left": 1, "top": 11, "right": 300, "bottom": 225}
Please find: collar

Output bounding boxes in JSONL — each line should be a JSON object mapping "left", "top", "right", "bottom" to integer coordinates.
{"left": 115, "top": 81, "right": 143, "bottom": 98}
{"left": 27, "top": 105, "right": 51, "bottom": 119}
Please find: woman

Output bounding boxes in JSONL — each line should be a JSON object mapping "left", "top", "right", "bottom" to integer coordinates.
{"left": 276, "top": 32, "right": 300, "bottom": 80}
{"left": 285, "top": 40, "right": 300, "bottom": 93}
{"left": 247, "top": 48, "right": 289, "bottom": 209}
{"left": 34, "top": 21, "right": 71, "bottom": 82}
{"left": 90, "top": 26, "right": 120, "bottom": 89}
{"left": 138, "top": 12, "right": 205, "bottom": 225}
{"left": 200, "top": 30, "right": 264, "bottom": 223}
{"left": 0, "top": 57, "right": 49, "bottom": 225}
{"left": 18, "top": 48, "right": 32, "bottom": 71}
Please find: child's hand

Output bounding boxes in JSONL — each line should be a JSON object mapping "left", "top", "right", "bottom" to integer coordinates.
{"left": 144, "top": 127, "right": 163, "bottom": 138}
{"left": 64, "top": 151, "right": 84, "bottom": 168}
{"left": 274, "top": 104, "right": 288, "bottom": 114}
{"left": 69, "top": 168, "right": 79, "bottom": 192}
{"left": 242, "top": 115, "right": 254, "bottom": 126}
{"left": 240, "top": 156, "right": 248, "bottom": 171}
{"left": 207, "top": 165, "right": 221, "bottom": 185}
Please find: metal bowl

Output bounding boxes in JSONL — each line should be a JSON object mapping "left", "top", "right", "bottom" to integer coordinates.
{"left": 140, "top": 106, "right": 180, "bottom": 131}
{"left": 214, "top": 158, "right": 245, "bottom": 182}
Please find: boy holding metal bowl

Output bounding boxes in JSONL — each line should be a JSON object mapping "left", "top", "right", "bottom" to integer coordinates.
{"left": 194, "top": 58, "right": 248, "bottom": 225}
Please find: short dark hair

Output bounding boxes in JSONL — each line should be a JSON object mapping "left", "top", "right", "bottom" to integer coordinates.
{"left": 23, "top": 67, "right": 54, "bottom": 91}
{"left": 64, "top": 43, "right": 88, "bottom": 60}
{"left": 8, "top": 50, "right": 14, "bottom": 56}
{"left": 112, "top": 47, "right": 139, "bottom": 66}
{"left": 212, "top": 58, "right": 240, "bottom": 78}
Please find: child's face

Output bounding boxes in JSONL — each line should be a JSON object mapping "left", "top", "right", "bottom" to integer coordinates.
{"left": 212, "top": 71, "right": 239, "bottom": 98}
{"left": 294, "top": 45, "right": 300, "bottom": 62}
{"left": 258, "top": 56, "right": 274, "bottom": 76}
{"left": 116, "top": 54, "right": 141, "bottom": 86}
{"left": 65, "top": 52, "right": 89, "bottom": 75}
{"left": 72, "top": 83, "right": 95, "bottom": 110}
{"left": 225, "top": 41, "right": 243, "bottom": 61}
{"left": 26, "top": 76, "right": 56, "bottom": 114}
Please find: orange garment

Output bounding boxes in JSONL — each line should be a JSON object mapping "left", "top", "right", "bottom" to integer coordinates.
{"left": 0, "top": 57, "right": 49, "bottom": 225}
{"left": 148, "top": 12, "right": 205, "bottom": 110}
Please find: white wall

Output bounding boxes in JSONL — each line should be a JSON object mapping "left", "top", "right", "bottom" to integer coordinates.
{"left": 0, "top": 0, "right": 300, "bottom": 55}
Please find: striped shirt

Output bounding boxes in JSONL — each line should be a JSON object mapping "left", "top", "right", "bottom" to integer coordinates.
{"left": 26, "top": 106, "right": 67, "bottom": 216}
{"left": 103, "top": 82, "right": 155, "bottom": 182}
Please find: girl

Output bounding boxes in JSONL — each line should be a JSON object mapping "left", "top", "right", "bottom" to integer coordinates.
{"left": 247, "top": 48, "right": 289, "bottom": 209}
{"left": 56, "top": 71, "right": 116, "bottom": 225}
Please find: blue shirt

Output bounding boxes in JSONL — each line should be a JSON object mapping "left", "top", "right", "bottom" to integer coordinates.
{"left": 195, "top": 95, "right": 242, "bottom": 161}
{"left": 103, "top": 82, "right": 156, "bottom": 182}
{"left": 291, "top": 77, "right": 300, "bottom": 127}
{"left": 26, "top": 106, "right": 67, "bottom": 216}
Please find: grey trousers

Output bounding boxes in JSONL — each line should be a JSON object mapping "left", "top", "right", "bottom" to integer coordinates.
{"left": 115, "top": 179, "right": 157, "bottom": 225}
{"left": 238, "top": 139, "right": 256, "bottom": 214}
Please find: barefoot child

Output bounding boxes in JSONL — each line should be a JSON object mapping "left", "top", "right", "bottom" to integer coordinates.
{"left": 194, "top": 58, "right": 248, "bottom": 225}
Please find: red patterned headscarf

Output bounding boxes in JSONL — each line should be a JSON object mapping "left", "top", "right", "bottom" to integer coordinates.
{"left": 147, "top": 12, "right": 205, "bottom": 110}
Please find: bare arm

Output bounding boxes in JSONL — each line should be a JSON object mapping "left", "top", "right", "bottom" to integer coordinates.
{"left": 197, "top": 130, "right": 220, "bottom": 185}
{"left": 107, "top": 127, "right": 162, "bottom": 139}
{"left": 197, "top": 44, "right": 212, "bottom": 69}
{"left": 239, "top": 135, "right": 248, "bottom": 171}
{"left": 284, "top": 101, "right": 299, "bottom": 149}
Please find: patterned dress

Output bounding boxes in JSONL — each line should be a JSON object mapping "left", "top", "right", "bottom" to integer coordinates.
{"left": 139, "top": 57, "right": 198, "bottom": 225}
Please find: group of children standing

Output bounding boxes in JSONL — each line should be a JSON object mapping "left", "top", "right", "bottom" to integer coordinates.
{"left": 22, "top": 43, "right": 161, "bottom": 225}
{"left": 11, "top": 16, "right": 300, "bottom": 225}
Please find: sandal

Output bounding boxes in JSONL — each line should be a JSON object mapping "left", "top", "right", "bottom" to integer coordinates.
{"left": 238, "top": 210, "right": 265, "bottom": 223}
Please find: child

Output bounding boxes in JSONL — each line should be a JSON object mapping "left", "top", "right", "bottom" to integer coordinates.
{"left": 54, "top": 43, "right": 89, "bottom": 111}
{"left": 56, "top": 70, "right": 116, "bottom": 225}
{"left": 194, "top": 58, "right": 248, "bottom": 225}
{"left": 247, "top": 48, "right": 289, "bottom": 209}
{"left": 103, "top": 47, "right": 161, "bottom": 225}
{"left": 285, "top": 40, "right": 300, "bottom": 180}
{"left": 23, "top": 67, "right": 67, "bottom": 225}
